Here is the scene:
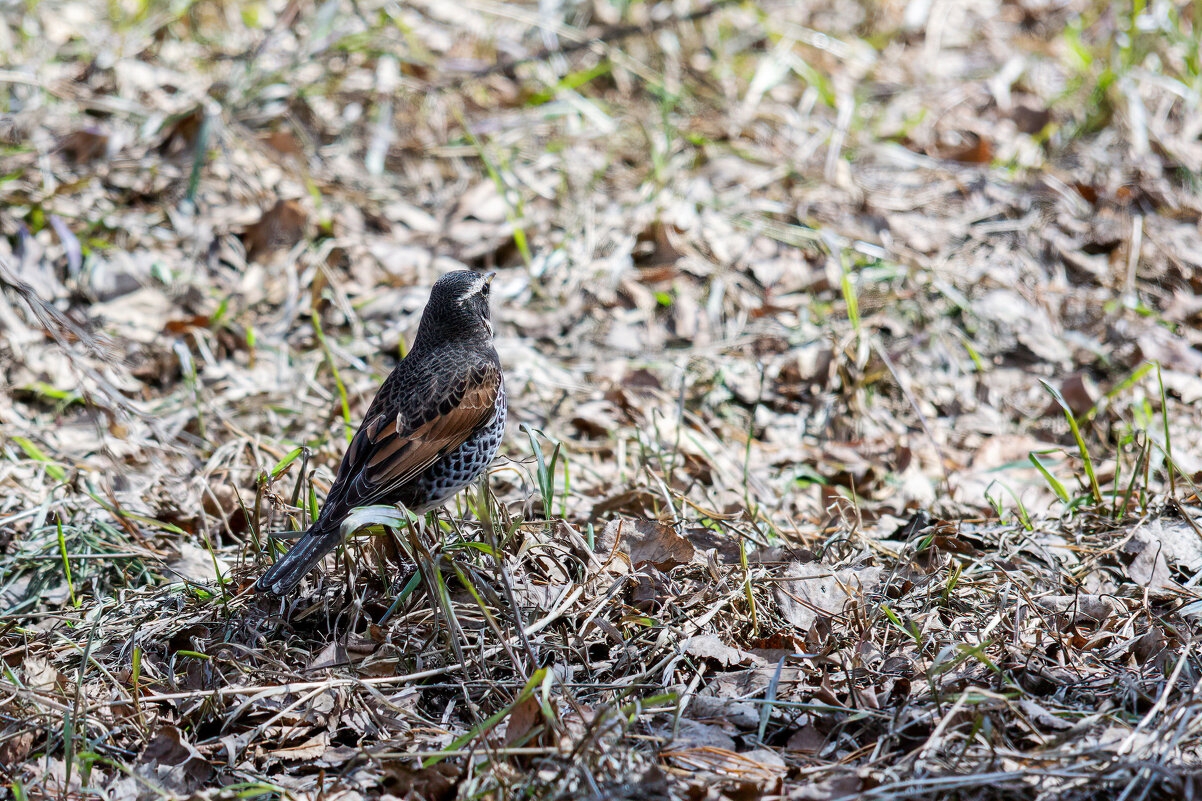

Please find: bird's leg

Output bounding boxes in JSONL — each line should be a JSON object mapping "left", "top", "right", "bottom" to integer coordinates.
{"left": 338, "top": 515, "right": 356, "bottom": 591}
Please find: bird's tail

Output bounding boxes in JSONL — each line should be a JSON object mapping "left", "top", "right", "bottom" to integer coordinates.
{"left": 255, "top": 521, "right": 342, "bottom": 595}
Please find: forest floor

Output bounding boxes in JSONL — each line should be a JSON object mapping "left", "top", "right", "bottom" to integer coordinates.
{"left": 2, "top": 0, "right": 1202, "bottom": 799}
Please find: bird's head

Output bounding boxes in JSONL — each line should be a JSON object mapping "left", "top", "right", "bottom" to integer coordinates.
{"left": 414, "top": 270, "right": 496, "bottom": 347}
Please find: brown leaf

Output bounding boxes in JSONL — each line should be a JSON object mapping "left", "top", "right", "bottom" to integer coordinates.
{"left": 916, "top": 534, "right": 979, "bottom": 563}
{"left": 242, "top": 199, "right": 308, "bottom": 262}
{"left": 684, "top": 526, "right": 741, "bottom": 564}
{"left": 270, "top": 732, "right": 331, "bottom": 760}
{"left": 307, "top": 641, "right": 347, "bottom": 671}
{"left": 167, "top": 624, "right": 210, "bottom": 655}
{"left": 1056, "top": 372, "right": 1098, "bottom": 418}
{"left": 1035, "top": 595, "right": 1114, "bottom": 628}
{"left": 21, "top": 655, "right": 59, "bottom": 690}
{"left": 785, "top": 723, "right": 827, "bottom": 754}
{"left": 0, "top": 730, "right": 35, "bottom": 766}
{"left": 502, "top": 694, "right": 542, "bottom": 747}
{"left": 1010, "top": 102, "right": 1053, "bottom": 135}
{"left": 670, "top": 719, "right": 737, "bottom": 751}
{"left": 774, "top": 562, "right": 882, "bottom": 631}
{"left": 633, "top": 222, "right": 683, "bottom": 269}
{"left": 622, "top": 367, "right": 663, "bottom": 390}
{"left": 630, "top": 570, "right": 670, "bottom": 611}
{"left": 58, "top": 128, "right": 109, "bottom": 163}
{"left": 380, "top": 761, "right": 460, "bottom": 801}
{"left": 664, "top": 739, "right": 785, "bottom": 783}
{"left": 1017, "top": 700, "right": 1075, "bottom": 732}
{"left": 166, "top": 542, "right": 228, "bottom": 583}
{"left": 139, "top": 725, "right": 214, "bottom": 790}
{"left": 789, "top": 775, "right": 866, "bottom": 800}
{"left": 681, "top": 635, "right": 754, "bottom": 668}
{"left": 260, "top": 129, "right": 304, "bottom": 157}
{"left": 938, "top": 131, "right": 994, "bottom": 164}
{"left": 156, "top": 107, "right": 204, "bottom": 156}
{"left": 570, "top": 400, "right": 617, "bottom": 438}
{"left": 1130, "top": 627, "right": 1169, "bottom": 665}
{"left": 592, "top": 488, "right": 661, "bottom": 519}
{"left": 691, "top": 665, "right": 803, "bottom": 733}
{"left": 601, "top": 518, "right": 697, "bottom": 569}
{"left": 554, "top": 519, "right": 605, "bottom": 573}
{"left": 1120, "top": 518, "right": 1202, "bottom": 592}
{"left": 312, "top": 745, "right": 361, "bottom": 768}
{"left": 201, "top": 482, "right": 248, "bottom": 535}
{"left": 142, "top": 727, "right": 194, "bottom": 765}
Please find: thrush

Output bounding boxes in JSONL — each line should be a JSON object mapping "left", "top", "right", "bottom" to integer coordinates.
{"left": 256, "top": 270, "right": 506, "bottom": 595}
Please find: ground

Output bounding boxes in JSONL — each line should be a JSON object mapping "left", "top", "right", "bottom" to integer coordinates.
{"left": 2, "top": 0, "right": 1202, "bottom": 799}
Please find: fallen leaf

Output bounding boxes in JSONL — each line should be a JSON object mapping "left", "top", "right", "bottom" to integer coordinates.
{"left": 166, "top": 542, "right": 229, "bottom": 583}
{"left": 261, "top": 129, "right": 304, "bottom": 157}
{"left": 600, "top": 518, "right": 697, "bottom": 569}
{"left": 1057, "top": 373, "right": 1098, "bottom": 417}
{"left": 307, "top": 641, "right": 347, "bottom": 671}
{"left": 0, "top": 730, "right": 35, "bottom": 766}
{"left": 939, "top": 131, "right": 994, "bottom": 163}
{"left": 243, "top": 199, "right": 308, "bottom": 262}
{"left": 140, "top": 725, "right": 214, "bottom": 790}
{"left": 379, "top": 761, "right": 460, "bottom": 801}
{"left": 1121, "top": 518, "right": 1202, "bottom": 591}
{"left": 167, "top": 624, "right": 210, "bottom": 655}
{"left": 1035, "top": 595, "right": 1113, "bottom": 627}
{"left": 1017, "top": 700, "right": 1075, "bottom": 732}
{"left": 58, "top": 127, "right": 109, "bottom": 163}
{"left": 156, "top": 107, "right": 204, "bottom": 156}
{"left": 681, "top": 635, "right": 752, "bottom": 668}
{"left": 268, "top": 732, "right": 332, "bottom": 761}
{"left": 786, "top": 723, "right": 827, "bottom": 754}
{"left": 22, "top": 656, "right": 59, "bottom": 690}
{"left": 669, "top": 719, "right": 737, "bottom": 751}
{"left": 502, "top": 694, "right": 542, "bottom": 747}
{"left": 684, "top": 526, "right": 742, "bottom": 564}
{"left": 774, "top": 562, "right": 882, "bottom": 631}
{"left": 1010, "top": 103, "right": 1053, "bottom": 135}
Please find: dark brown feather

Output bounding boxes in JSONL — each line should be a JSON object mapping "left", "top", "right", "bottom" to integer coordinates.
{"left": 255, "top": 269, "right": 504, "bottom": 595}
{"left": 322, "top": 359, "right": 501, "bottom": 516}
{"left": 358, "top": 363, "right": 499, "bottom": 492}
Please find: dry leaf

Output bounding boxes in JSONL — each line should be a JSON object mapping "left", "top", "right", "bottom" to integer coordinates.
{"left": 243, "top": 199, "right": 308, "bottom": 262}
{"left": 166, "top": 542, "right": 228, "bottom": 583}
{"left": 502, "top": 695, "right": 542, "bottom": 747}
{"left": 379, "top": 761, "right": 460, "bottom": 801}
{"left": 22, "top": 656, "right": 59, "bottom": 690}
{"left": 681, "top": 635, "right": 751, "bottom": 668}
{"left": 58, "top": 128, "right": 109, "bottom": 163}
{"left": 307, "top": 641, "right": 347, "bottom": 670}
{"left": 774, "top": 562, "right": 883, "bottom": 631}
{"left": 597, "top": 518, "right": 699, "bottom": 569}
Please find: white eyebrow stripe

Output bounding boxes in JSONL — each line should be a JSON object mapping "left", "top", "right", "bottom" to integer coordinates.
{"left": 455, "top": 276, "right": 485, "bottom": 301}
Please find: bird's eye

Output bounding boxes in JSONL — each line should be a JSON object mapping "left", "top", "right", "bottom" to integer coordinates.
{"left": 480, "top": 282, "right": 490, "bottom": 296}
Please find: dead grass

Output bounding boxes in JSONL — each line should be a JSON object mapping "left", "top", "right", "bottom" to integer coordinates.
{"left": 2, "top": 0, "right": 1202, "bottom": 798}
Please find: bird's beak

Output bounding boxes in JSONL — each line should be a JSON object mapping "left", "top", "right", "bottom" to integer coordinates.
{"left": 484, "top": 271, "right": 496, "bottom": 285}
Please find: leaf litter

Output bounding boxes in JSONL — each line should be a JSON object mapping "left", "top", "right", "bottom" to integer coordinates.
{"left": 2, "top": 0, "right": 1202, "bottom": 799}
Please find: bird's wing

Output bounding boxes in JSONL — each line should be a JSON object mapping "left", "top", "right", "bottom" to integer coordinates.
{"left": 325, "top": 360, "right": 501, "bottom": 513}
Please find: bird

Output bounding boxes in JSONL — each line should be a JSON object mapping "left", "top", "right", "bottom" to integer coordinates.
{"left": 256, "top": 270, "right": 506, "bottom": 595}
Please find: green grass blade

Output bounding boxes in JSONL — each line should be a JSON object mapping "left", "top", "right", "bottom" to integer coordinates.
{"left": 269, "top": 447, "right": 304, "bottom": 479}
{"left": 1028, "top": 451, "right": 1070, "bottom": 503}
{"left": 12, "top": 436, "right": 66, "bottom": 482}
{"left": 56, "top": 517, "right": 77, "bottom": 608}
{"left": 1040, "top": 380, "right": 1103, "bottom": 504}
